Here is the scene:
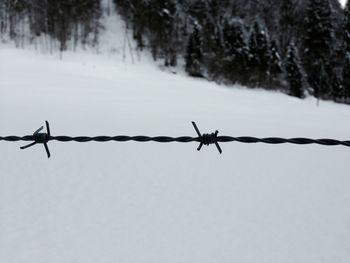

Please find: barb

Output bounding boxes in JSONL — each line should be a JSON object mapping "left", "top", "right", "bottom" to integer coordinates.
{"left": 192, "top": 122, "right": 222, "bottom": 154}
{"left": 0, "top": 120, "right": 349, "bottom": 159}
{"left": 20, "top": 121, "right": 51, "bottom": 158}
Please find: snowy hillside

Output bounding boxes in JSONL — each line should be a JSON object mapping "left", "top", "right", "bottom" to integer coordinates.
{"left": 1, "top": 5, "right": 350, "bottom": 263}
{"left": 1, "top": 47, "right": 350, "bottom": 263}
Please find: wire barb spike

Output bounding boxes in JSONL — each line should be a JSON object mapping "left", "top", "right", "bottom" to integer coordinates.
{"left": 192, "top": 121, "right": 222, "bottom": 154}
{"left": 20, "top": 121, "right": 51, "bottom": 158}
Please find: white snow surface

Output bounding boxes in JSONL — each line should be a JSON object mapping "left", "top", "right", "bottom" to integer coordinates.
{"left": 1, "top": 9, "right": 350, "bottom": 262}
{"left": 0, "top": 47, "right": 349, "bottom": 263}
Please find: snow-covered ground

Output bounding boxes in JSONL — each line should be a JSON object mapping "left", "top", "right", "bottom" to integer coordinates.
{"left": 0, "top": 47, "right": 349, "bottom": 263}
{"left": 1, "top": 7, "right": 350, "bottom": 262}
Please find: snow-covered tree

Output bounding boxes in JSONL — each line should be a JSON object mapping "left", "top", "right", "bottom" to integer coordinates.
{"left": 268, "top": 40, "right": 283, "bottom": 87}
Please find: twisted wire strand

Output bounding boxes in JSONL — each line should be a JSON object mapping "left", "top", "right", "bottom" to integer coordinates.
{"left": 3, "top": 121, "right": 348, "bottom": 159}
{"left": 1, "top": 135, "right": 349, "bottom": 147}
{"left": 218, "top": 136, "right": 350, "bottom": 147}
{"left": 50, "top": 136, "right": 199, "bottom": 143}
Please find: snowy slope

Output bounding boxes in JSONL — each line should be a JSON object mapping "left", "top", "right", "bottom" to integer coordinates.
{"left": 1, "top": 7, "right": 350, "bottom": 263}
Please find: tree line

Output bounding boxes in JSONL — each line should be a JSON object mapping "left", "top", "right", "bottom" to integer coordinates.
{"left": 1, "top": 0, "right": 350, "bottom": 103}
{"left": 0, "top": 0, "right": 101, "bottom": 51}
{"left": 114, "top": 0, "right": 350, "bottom": 103}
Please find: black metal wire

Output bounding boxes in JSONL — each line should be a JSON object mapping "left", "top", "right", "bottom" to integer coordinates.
{"left": 0, "top": 121, "right": 349, "bottom": 159}
{"left": 1, "top": 135, "right": 349, "bottom": 146}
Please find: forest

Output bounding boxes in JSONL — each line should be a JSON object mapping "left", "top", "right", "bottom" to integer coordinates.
{"left": 1, "top": 0, "right": 350, "bottom": 103}
{"left": 0, "top": 0, "right": 101, "bottom": 51}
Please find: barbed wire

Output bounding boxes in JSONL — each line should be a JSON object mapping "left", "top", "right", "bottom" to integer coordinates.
{"left": 0, "top": 121, "right": 349, "bottom": 158}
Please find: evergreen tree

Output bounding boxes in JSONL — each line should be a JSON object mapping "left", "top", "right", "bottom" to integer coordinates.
{"left": 248, "top": 21, "right": 271, "bottom": 87}
{"left": 200, "top": 0, "right": 218, "bottom": 62}
{"left": 302, "top": 0, "right": 334, "bottom": 98}
{"left": 185, "top": 25, "right": 203, "bottom": 77}
{"left": 222, "top": 18, "right": 249, "bottom": 84}
{"left": 286, "top": 43, "right": 304, "bottom": 98}
{"left": 206, "top": 31, "right": 224, "bottom": 81}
